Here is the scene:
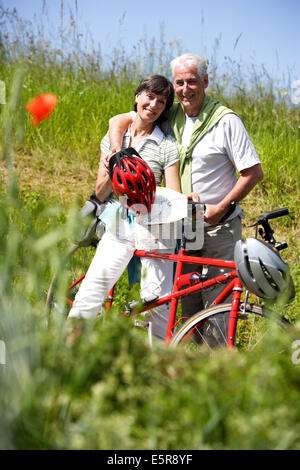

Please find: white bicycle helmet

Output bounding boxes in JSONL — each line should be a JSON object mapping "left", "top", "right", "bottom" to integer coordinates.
{"left": 234, "top": 238, "right": 294, "bottom": 300}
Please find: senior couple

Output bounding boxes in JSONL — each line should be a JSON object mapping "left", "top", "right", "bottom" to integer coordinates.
{"left": 69, "top": 53, "right": 263, "bottom": 340}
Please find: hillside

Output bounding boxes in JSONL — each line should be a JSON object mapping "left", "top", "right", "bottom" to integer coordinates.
{"left": 0, "top": 6, "right": 300, "bottom": 450}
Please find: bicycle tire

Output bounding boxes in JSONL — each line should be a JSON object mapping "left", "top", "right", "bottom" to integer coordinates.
{"left": 170, "top": 303, "right": 288, "bottom": 352}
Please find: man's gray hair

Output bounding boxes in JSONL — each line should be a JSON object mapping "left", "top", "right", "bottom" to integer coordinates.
{"left": 170, "top": 53, "right": 208, "bottom": 81}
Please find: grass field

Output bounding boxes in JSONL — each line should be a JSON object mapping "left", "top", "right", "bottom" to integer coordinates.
{"left": 0, "top": 4, "right": 300, "bottom": 450}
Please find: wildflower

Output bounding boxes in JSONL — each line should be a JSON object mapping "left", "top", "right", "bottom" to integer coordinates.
{"left": 158, "top": 65, "right": 163, "bottom": 70}
{"left": 26, "top": 93, "right": 58, "bottom": 126}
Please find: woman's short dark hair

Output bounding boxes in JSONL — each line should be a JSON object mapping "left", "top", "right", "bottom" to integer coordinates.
{"left": 134, "top": 74, "right": 174, "bottom": 123}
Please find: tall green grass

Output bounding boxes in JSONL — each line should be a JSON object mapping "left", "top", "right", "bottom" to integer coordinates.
{"left": 0, "top": 3, "right": 300, "bottom": 450}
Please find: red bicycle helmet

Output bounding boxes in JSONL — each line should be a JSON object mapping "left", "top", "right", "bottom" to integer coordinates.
{"left": 109, "top": 148, "right": 156, "bottom": 214}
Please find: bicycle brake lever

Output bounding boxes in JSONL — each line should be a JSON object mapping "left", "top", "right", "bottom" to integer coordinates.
{"left": 187, "top": 200, "right": 206, "bottom": 219}
{"left": 187, "top": 200, "right": 235, "bottom": 223}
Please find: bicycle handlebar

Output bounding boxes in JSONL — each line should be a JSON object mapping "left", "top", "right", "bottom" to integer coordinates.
{"left": 188, "top": 200, "right": 236, "bottom": 223}
{"left": 258, "top": 207, "right": 289, "bottom": 222}
{"left": 254, "top": 207, "right": 289, "bottom": 247}
{"left": 187, "top": 201, "right": 290, "bottom": 250}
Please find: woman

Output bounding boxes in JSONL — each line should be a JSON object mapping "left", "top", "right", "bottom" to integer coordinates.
{"left": 69, "top": 75, "right": 181, "bottom": 339}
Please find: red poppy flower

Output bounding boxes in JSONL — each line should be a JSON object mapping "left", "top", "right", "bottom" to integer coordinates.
{"left": 26, "top": 93, "right": 58, "bottom": 126}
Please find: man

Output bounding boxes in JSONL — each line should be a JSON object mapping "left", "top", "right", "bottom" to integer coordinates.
{"left": 108, "top": 53, "right": 264, "bottom": 316}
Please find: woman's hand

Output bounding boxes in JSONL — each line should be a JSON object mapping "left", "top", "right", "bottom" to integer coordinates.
{"left": 96, "top": 150, "right": 117, "bottom": 201}
{"left": 187, "top": 192, "right": 200, "bottom": 202}
{"left": 100, "top": 148, "right": 117, "bottom": 176}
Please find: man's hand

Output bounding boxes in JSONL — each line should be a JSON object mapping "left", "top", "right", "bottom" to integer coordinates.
{"left": 109, "top": 113, "right": 133, "bottom": 151}
{"left": 187, "top": 194, "right": 230, "bottom": 224}
{"left": 204, "top": 164, "right": 264, "bottom": 225}
{"left": 203, "top": 204, "right": 229, "bottom": 225}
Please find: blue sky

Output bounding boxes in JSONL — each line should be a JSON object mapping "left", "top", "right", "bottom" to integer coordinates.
{"left": 3, "top": 0, "right": 300, "bottom": 84}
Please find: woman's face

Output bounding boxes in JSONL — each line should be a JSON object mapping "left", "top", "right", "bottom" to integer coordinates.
{"left": 135, "top": 90, "right": 167, "bottom": 123}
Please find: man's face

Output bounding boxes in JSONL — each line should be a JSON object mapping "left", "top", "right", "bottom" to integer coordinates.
{"left": 173, "top": 64, "right": 208, "bottom": 117}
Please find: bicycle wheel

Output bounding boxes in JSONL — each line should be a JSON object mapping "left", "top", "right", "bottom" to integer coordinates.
{"left": 170, "top": 303, "right": 288, "bottom": 353}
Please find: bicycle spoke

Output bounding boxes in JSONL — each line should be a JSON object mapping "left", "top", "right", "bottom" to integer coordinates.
{"left": 170, "top": 303, "right": 289, "bottom": 354}
{"left": 178, "top": 312, "right": 229, "bottom": 353}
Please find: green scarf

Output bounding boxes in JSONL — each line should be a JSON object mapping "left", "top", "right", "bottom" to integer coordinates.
{"left": 167, "top": 95, "right": 235, "bottom": 195}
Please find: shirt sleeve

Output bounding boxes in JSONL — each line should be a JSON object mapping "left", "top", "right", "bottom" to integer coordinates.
{"left": 223, "top": 114, "right": 261, "bottom": 172}
{"left": 100, "top": 131, "right": 110, "bottom": 155}
{"left": 161, "top": 135, "right": 180, "bottom": 169}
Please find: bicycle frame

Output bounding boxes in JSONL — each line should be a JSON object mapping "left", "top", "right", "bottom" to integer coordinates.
{"left": 127, "top": 207, "right": 290, "bottom": 348}
{"left": 67, "top": 244, "right": 242, "bottom": 349}
{"left": 49, "top": 205, "right": 290, "bottom": 351}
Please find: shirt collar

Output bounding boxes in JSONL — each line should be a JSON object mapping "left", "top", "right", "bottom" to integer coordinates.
{"left": 125, "top": 124, "right": 164, "bottom": 146}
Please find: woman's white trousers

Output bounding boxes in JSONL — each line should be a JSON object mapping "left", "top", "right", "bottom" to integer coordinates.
{"left": 68, "top": 230, "right": 173, "bottom": 339}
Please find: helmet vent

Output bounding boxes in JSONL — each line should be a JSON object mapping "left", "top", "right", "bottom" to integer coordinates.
{"left": 245, "top": 255, "right": 255, "bottom": 281}
{"left": 127, "top": 180, "right": 134, "bottom": 192}
{"left": 117, "top": 173, "right": 122, "bottom": 185}
{"left": 259, "top": 260, "right": 278, "bottom": 291}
